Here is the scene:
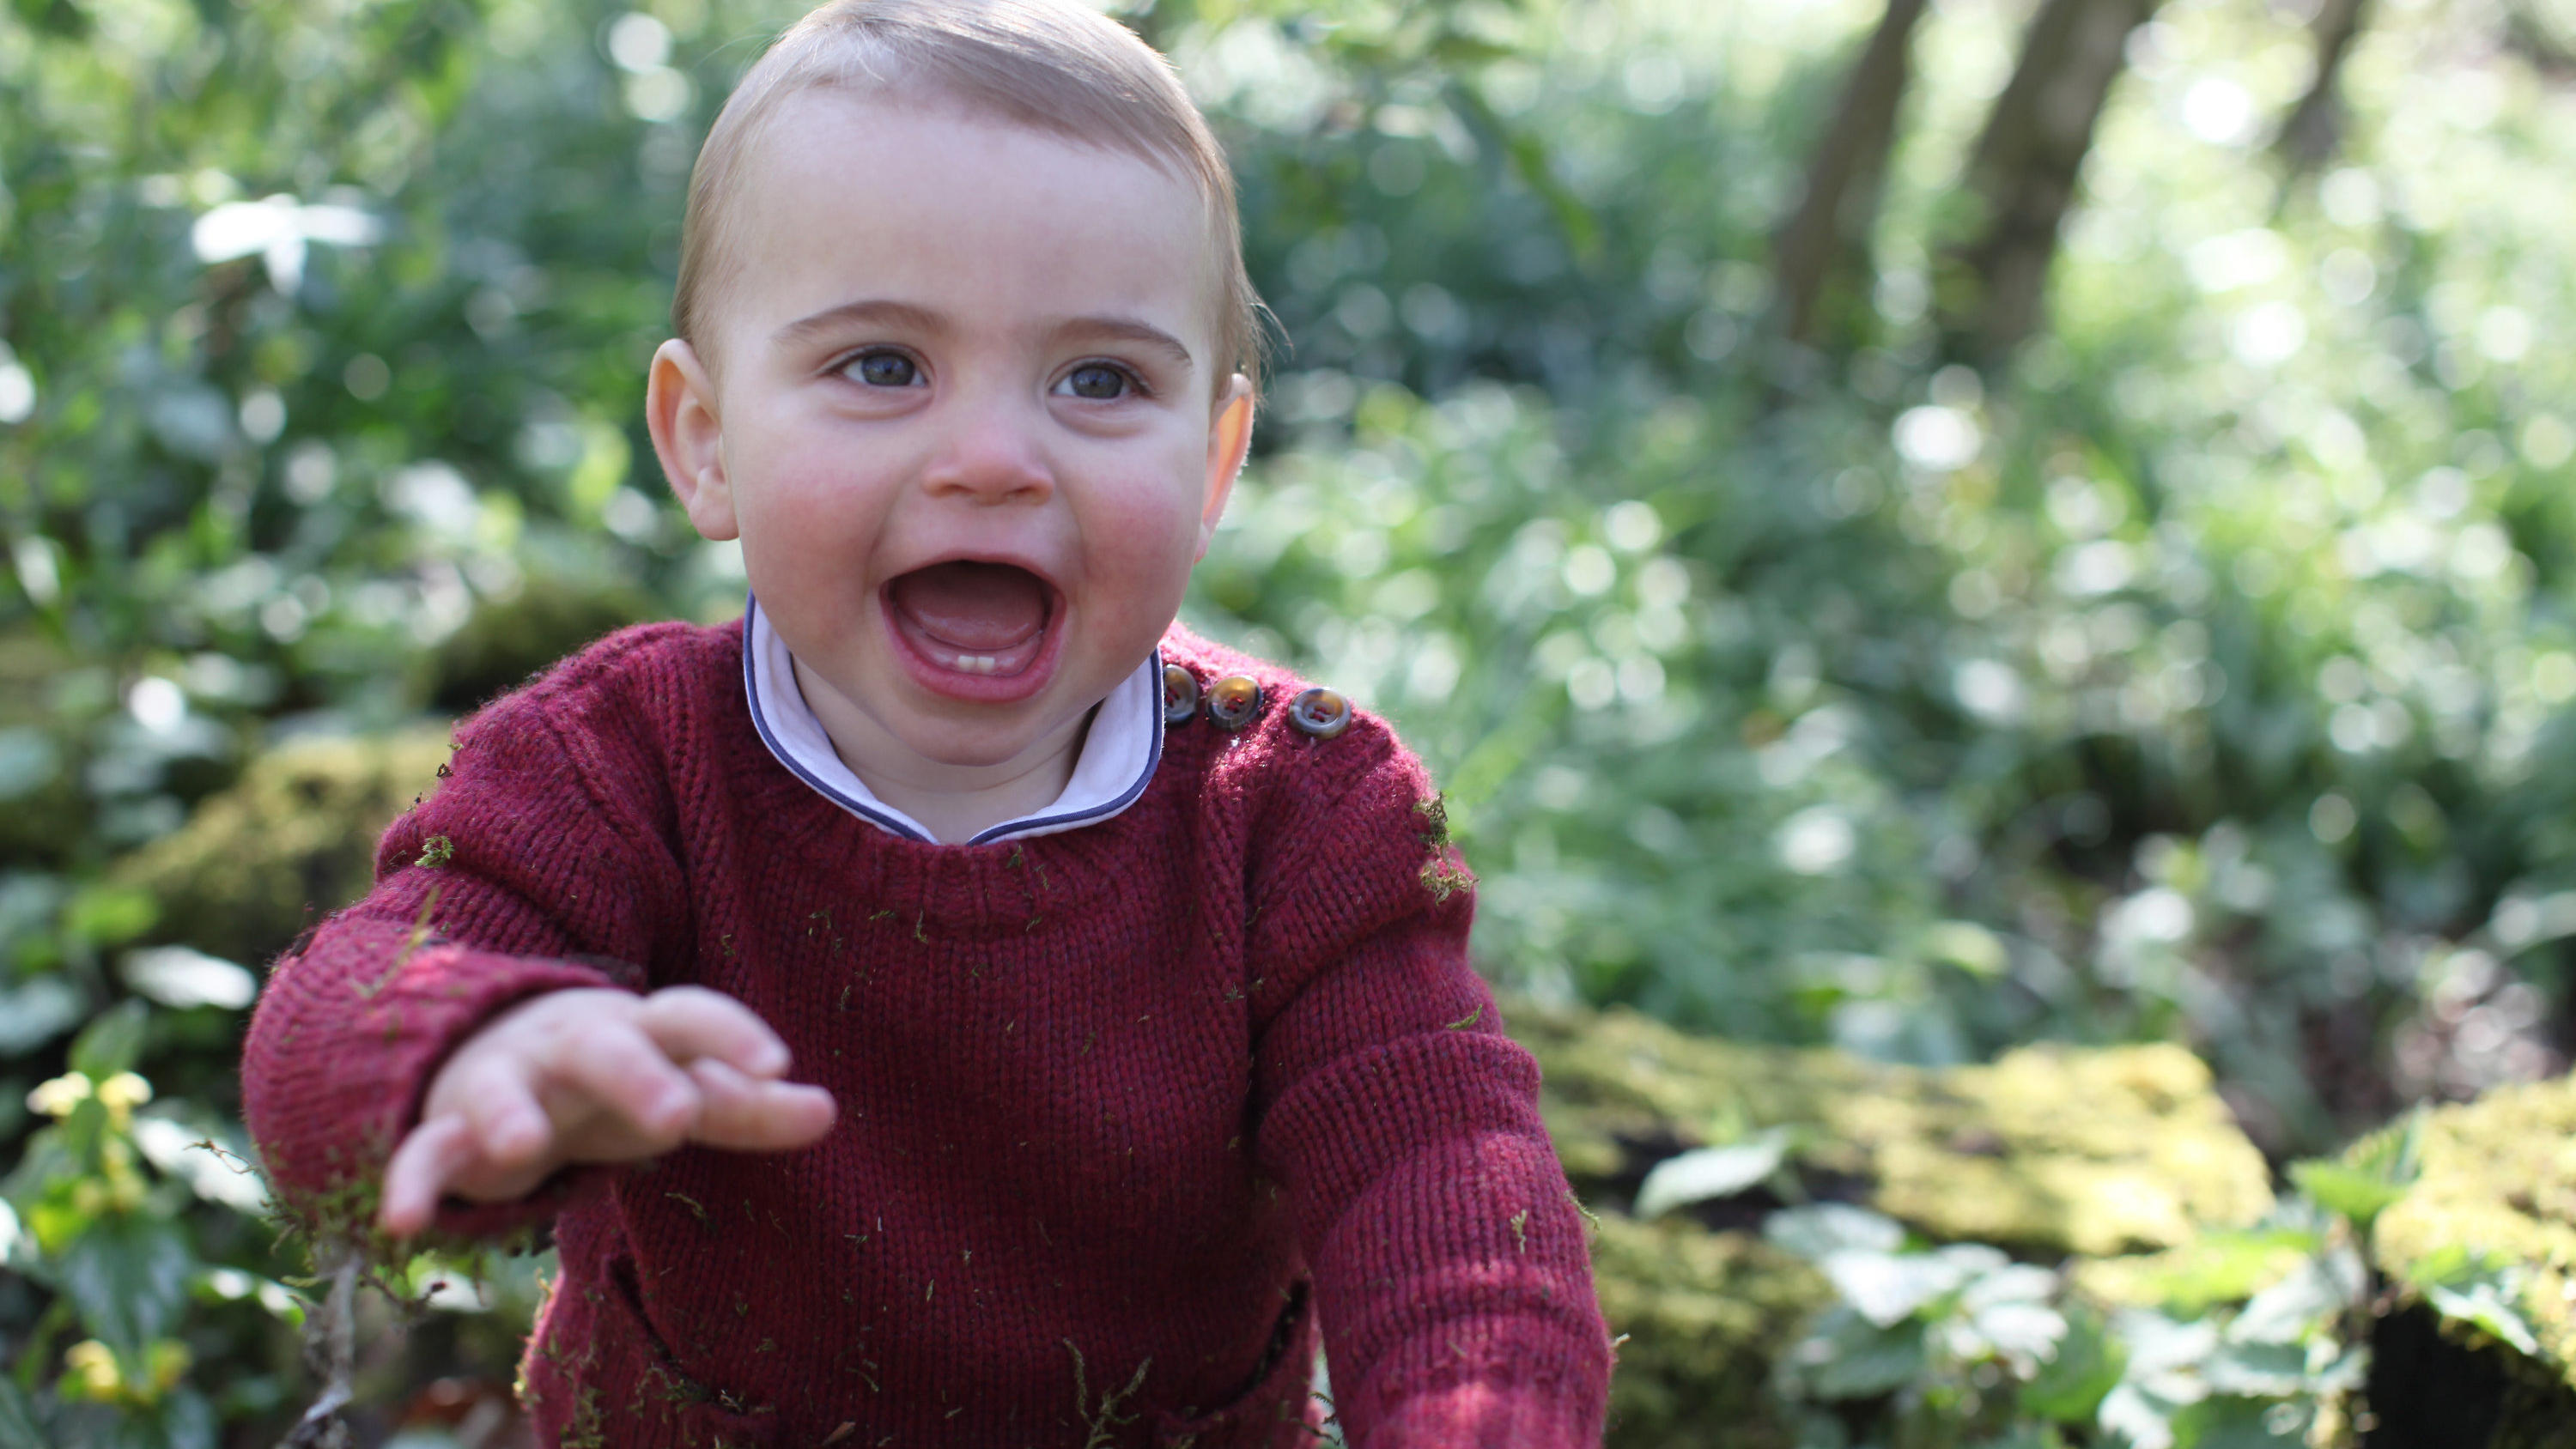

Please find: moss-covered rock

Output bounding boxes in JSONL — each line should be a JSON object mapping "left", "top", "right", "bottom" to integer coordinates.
{"left": 112, "top": 729, "right": 451, "bottom": 965}
{"left": 1518, "top": 1002, "right": 2275, "bottom": 1256}
{"left": 2357, "top": 1076, "right": 2576, "bottom": 1436}
{"left": 1585, "top": 1214, "right": 1822, "bottom": 1449}
{"left": 1515, "top": 1002, "right": 2278, "bottom": 1447}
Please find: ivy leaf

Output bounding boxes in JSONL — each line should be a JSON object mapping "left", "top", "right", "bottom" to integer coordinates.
{"left": 1632, "top": 1128, "right": 1789, "bottom": 1219}
{"left": 56, "top": 1213, "right": 194, "bottom": 1359}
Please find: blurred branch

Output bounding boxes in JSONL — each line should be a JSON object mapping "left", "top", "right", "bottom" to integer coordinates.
{"left": 1771, "top": 0, "right": 1929, "bottom": 349}
{"left": 2271, "top": 0, "right": 2374, "bottom": 174}
{"left": 1935, "top": 0, "right": 2164, "bottom": 368}
{"left": 2502, "top": 0, "right": 2576, "bottom": 81}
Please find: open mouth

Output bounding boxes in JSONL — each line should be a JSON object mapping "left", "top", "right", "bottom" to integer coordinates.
{"left": 884, "top": 560, "right": 1060, "bottom": 694}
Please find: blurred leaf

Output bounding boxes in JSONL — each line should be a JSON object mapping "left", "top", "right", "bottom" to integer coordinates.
{"left": 2227, "top": 1254, "right": 2359, "bottom": 1345}
{"left": 1793, "top": 1304, "right": 1933, "bottom": 1400}
{"left": 119, "top": 946, "right": 257, "bottom": 1011}
{"left": 1924, "top": 919, "right": 2010, "bottom": 977}
{"left": 2098, "top": 1382, "right": 2186, "bottom": 1449}
{"left": 68, "top": 999, "right": 150, "bottom": 1079}
{"left": 1823, "top": 1247, "right": 1977, "bottom": 1328}
{"left": 56, "top": 1214, "right": 193, "bottom": 1361}
{"left": 2291, "top": 1119, "right": 2419, "bottom": 1229}
{"left": 0, "top": 1377, "right": 40, "bottom": 1449}
{"left": 2418, "top": 1265, "right": 2541, "bottom": 1357}
{"left": 2020, "top": 1307, "right": 2126, "bottom": 1422}
{"left": 1766, "top": 1203, "right": 1907, "bottom": 1259}
{"left": 1633, "top": 1128, "right": 1789, "bottom": 1218}
{"left": 2166, "top": 1394, "right": 2306, "bottom": 1448}
{"left": 0, "top": 728, "right": 59, "bottom": 800}
{"left": 0, "top": 974, "right": 85, "bottom": 1055}
{"left": 64, "top": 885, "right": 157, "bottom": 949}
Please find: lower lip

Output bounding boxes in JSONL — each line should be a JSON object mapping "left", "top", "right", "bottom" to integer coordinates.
{"left": 882, "top": 591, "right": 1066, "bottom": 705}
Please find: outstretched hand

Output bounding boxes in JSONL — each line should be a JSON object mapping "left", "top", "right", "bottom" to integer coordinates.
{"left": 379, "top": 985, "right": 836, "bottom": 1237}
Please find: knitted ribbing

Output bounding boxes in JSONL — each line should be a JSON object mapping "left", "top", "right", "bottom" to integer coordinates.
{"left": 240, "top": 620, "right": 1612, "bottom": 1448}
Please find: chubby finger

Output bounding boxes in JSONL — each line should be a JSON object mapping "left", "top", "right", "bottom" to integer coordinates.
{"left": 380, "top": 1114, "right": 479, "bottom": 1238}
{"left": 550, "top": 1019, "right": 702, "bottom": 1147}
{"left": 684, "top": 1058, "right": 837, "bottom": 1151}
{"left": 636, "top": 986, "right": 793, "bottom": 1078}
{"left": 453, "top": 1063, "right": 553, "bottom": 1172}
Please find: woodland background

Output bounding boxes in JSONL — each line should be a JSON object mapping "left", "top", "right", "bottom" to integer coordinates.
{"left": 5, "top": 0, "right": 2576, "bottom": 1441}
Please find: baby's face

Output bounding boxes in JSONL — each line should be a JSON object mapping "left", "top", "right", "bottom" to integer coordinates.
{"left": 659, "top": 88, "right": 1249, "bottom": 777}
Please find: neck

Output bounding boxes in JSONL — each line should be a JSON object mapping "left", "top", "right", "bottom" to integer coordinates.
{"left": 789, "top": 656, "right": 1091, "bottom": 844}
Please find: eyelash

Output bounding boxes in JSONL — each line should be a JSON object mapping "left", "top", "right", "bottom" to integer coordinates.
{"left": 1058, "top": 361, "right": 1150, "bottom": 401}
{"left": 835, "top": 348, "right": 925, "bottom": 388}
{"left": 826, "top": 349, "right": 1152, "bottom": 400}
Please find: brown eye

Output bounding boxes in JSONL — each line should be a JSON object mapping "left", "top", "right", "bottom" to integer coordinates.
{"left": 849, "top": 351, "right": 919, "bottom": 387}
{"left": 1060, "top": 364, "right": 1132, "bottom": 400}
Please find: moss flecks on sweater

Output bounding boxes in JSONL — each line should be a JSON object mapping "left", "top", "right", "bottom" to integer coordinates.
{"left": 1518, "top": 1003, "right": 2274, "bottom": 1256}
{"left": 114, "top": 729, "right": 451, "bottom": 965}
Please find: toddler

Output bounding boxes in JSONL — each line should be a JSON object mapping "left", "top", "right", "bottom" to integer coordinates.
{"left": 240, "top": 2, "right": 1612, "bottom": 1444}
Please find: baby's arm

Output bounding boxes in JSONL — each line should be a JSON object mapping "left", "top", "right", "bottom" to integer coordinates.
{"left": 1246, "top": 738, "right": 1611, "bottom": 1446}
{"left": 244, "top": 634, "right": 822, "bottom": 1241}
{"left": 378, "top": 985, "right": 832, "bottom": 1235}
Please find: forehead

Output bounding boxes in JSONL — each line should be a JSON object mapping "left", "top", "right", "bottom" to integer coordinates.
{"left": 715, "top": 87, "right": 1218, "bottom": 354}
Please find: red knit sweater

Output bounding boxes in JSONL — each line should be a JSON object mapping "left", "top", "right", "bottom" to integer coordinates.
{"left": 240, "top": 619, "right": 1610, "bottom": 1448}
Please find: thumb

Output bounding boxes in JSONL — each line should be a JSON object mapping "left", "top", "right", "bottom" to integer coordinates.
{"left": 380, "top": 1113, "right": 482, "bottom": 1238}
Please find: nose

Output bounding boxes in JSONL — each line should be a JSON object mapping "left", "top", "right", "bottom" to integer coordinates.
{"left": 919, "top": 389, "right": 1054, "bottom": 507}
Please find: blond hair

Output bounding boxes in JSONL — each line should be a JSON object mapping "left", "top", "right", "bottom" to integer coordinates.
{"left": 675, "top": 0, "right": 1264, "bottom": 397}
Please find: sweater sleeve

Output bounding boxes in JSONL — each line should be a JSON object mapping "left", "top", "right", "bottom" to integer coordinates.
{"left": 240, "top": 652, "right": 691, "bottom": 1243}
{"left": 1244, "top": 730, "right": 1612, "bottom": 1448}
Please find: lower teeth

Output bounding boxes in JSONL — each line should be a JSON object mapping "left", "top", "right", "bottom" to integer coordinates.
{"left": 954, "top": 654, "right": 997, "bottom": 674}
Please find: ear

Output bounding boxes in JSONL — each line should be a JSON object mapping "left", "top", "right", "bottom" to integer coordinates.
{"left": 1196, "top": 373, "right": 1255, "bottom": 560}
{"left": 647, "top": 338, "right": 738, "bottom": 542}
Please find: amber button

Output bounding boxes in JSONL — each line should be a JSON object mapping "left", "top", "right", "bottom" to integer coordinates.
{"left": 1206, "top": 675, "right": 1263, "bottom": 730}
{"left": 1288, "top": 687, "right": 1352, "bottom": 739}
{"left": 1162, "top": 664, "right": 1201, "bottom": 726}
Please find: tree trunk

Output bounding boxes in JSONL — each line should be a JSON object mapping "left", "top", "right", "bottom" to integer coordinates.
{"left": 2274, "top": 0, "right": 2373, "bottom": 173}
{"left": 1772, "top": 0, "right": 1931, "bottom": 349}
{"left": 1935, "top": 0, "right": 2165, "bottom": 368}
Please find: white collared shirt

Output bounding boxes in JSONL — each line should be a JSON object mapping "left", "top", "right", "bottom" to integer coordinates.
{"left": 740, "top": 593, "right": 1163, "bottom": 846}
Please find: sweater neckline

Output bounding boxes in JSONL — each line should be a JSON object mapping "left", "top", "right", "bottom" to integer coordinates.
{"left": 740, "top": 591, "right": 1163, "bottom": 846}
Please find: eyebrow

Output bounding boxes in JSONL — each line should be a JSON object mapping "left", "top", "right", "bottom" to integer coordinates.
{"left": 1054, "top": 317, "right": 1195, "bottom": 373}
{"left": 772, "top": 298, "right": 947, "bottom": 352}
{"left": 770, "top": 299, "right": 1195, "bottom": 373}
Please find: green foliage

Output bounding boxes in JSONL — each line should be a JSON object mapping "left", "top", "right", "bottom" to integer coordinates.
{"left": 8, "top": 0, "right": 2576, "bottom": 1434}
{"left": 1759, "top": 1201, "right": 2370, "bottom": 1448}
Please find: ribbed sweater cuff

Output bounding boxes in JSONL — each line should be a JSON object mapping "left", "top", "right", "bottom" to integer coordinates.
{"left": 1360, "top": 1379, "right": 1598, "bottom": 1448}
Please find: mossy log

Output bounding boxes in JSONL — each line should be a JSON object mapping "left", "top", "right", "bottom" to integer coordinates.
{"left": 112, "top": 728, "right": 451, "bottom": 965}
{"left": 2355, "top": 1077, "right": 2576, "bottom": 1440}
{"left": 1512, "top": 1002, "right": 2277, "bottom": 1446}
{"left": 1516, "top": 1002, "right": 2275, "bottom": 1256}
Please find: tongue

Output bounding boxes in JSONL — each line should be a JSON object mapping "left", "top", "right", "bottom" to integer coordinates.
{"left": 888, "top": 561, "right": 1048, "bottom": 651}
